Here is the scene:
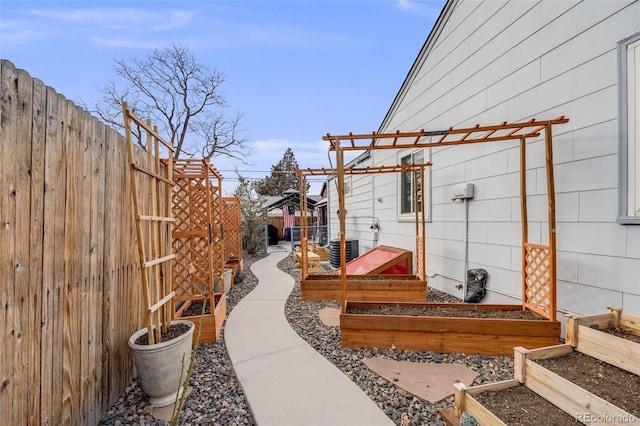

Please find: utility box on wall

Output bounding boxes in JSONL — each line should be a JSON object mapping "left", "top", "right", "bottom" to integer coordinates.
{"left": 451, "top": 182, "right": 474, "bottom": 200}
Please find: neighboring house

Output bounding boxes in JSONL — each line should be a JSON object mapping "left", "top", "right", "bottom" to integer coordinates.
{"left": 328, "top": 0, "right": 640, "bottom": 320}
{"left": 264, "top": 189, "right": 322, "bottom": 241}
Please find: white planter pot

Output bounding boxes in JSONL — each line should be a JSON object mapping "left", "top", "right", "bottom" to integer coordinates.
{"left": 128, "top": 320, "right": 195, "bottom": 407}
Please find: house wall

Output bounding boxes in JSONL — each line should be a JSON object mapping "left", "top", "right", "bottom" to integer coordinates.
{"left": 333, "top": 0, "right": 640, "bottom": 318}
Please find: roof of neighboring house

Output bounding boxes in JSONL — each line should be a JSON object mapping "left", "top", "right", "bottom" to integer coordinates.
{"left": 263, "top": 190, "right": 321, "bottom": 212}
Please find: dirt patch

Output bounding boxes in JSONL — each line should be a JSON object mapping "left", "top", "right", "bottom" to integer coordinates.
{"left": 346, "top": 304, "right": 545, "bottom": 320}
{"left": 473, "top": 384, "right": 584, "bottom": 425}
{"left": 134, "top": 323, "right": 191, "bottom": 345}
{"left": 603, "top": 327, "right": 640, "bottom": 344}
{"left": 535, "top": 351, "right": 640, "bottom": 417}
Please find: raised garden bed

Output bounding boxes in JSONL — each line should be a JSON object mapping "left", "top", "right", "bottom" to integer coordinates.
{"left": 340, "top": 301, "right": 560, "bottom": 356}
{"left": 301, "top": 274, "right": 427, "bottom": 302}
{"left": 565, "top": 307, "right": 640, "bottom": 375}
{"left": 453, "top": 343, "right": 639, "bottom": 425}
{"left": 310, "top": 244, "right": 330, "bottom": 261}
{"left": 174, "top": 293, "right": 227, "bottom": 344}
{"left": 452, "top": 380, "right": 582, "bottom": 426}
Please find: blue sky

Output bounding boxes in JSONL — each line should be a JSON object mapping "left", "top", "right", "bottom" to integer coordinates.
{"left": 1, "top": 0, "right": 444, "bottom": 195}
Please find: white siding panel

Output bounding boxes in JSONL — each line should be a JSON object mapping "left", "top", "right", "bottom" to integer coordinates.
{"left": 578, "top": 189, "right": 618, "bottom": 223}
{"left": 557, "top": 250, "right": 580, "bottom": 283}
{"left": 622, "top": 292, "right": 640, "bottom": 316}
{"left": 480, "top": 267, "right": 522, "bottom": 299}
{"left": 487, "top": 221, "right": 521, "bottom": 247}
{"left": 558, "top": 222, "right": 627, "bottom": 257}
{"left": 506, "top": 72, "right": 573, "bottom": 122}
{"left": 481, "top": 172, "right": 520, "bottom": 200}
{"left": 552, "top": 154, "right": 618, "bottom": 193}
{"left": 468, "top": 241, "right": 512, "bottom": 270}
{"left": 570, "top": 50, "right": 617, "bottom": 99}
{"left": 557, "top": 191, "right": 580, "bottom": 223}
{"left": 540, "top": 11, "right": 627, "bottom": 81}
{"left": 575, "top": 0, "right": 633, "bottom": 33}
{"left": 464, "top": 151, "right": 510, "bottom": 181}
{"left": 578, "top": 253, "right": 640, "bottom": 294}
{"left": 557, "top": 281, "right": 623, "bottom": 316}
{"left": 628, "top": 226, "right": 640, "bottom": 259}
{"left": 469, "top": 221, "right": 488, "bottom": 244}
{"left": 571, "top": 119, "right": 618, "bottom": 162}
{"left": 468, "top": 198, "right": 513, "bottom": 222}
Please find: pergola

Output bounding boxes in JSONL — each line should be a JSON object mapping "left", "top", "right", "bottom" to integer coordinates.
{"left": 295, "top": 163, "right": 431, "bottom": 301}
{"left": 304, "top": 116, "right": 569, "bottom": 320}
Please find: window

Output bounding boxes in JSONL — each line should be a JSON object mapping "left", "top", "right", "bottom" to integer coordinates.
{"left": 619, "top": 33, "right": 640, "bottom": 223}
{"left": 400, "top": 150, "right": 424, "bottom": 215}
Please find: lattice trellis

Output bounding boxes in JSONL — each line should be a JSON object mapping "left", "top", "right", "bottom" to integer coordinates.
{"left": 223, "top": 197, "right": 242, "bottom": 262}
{"left": 416, "top": 235, "right": 425, "bottom": 280}
{"left": 523, "top": 243, "right": 555, "bottom": 320}
{"left": 171, "top": 159, "right": 224, "bottom": 301}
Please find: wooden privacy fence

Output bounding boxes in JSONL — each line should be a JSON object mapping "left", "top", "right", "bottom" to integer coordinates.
{"left": 0, "top": 59, "right": 147, "bottom": 424}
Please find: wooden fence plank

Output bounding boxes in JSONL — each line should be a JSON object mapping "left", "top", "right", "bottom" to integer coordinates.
{"left": 13, "top": 66, "right": 35, "bottom": 426}
{"left": 90, "top": 114, "right": 106, "bottom": 424}
{"left": 101, "top": 126, "right": 117, "bottom": 409}
{"left": 62, "top": 100, "right": 81, "bottom": 425}
{"left": 79, "top": 105, "right": 92, "bottom": 425}
{"left": 0, "top": 58, "right": 18, "bottom": 426}
{"left": 40, "top": 87, "right": 68, "bottom": 425}
{"left": 28, "top": 74, "right": 46, "bottom": 426}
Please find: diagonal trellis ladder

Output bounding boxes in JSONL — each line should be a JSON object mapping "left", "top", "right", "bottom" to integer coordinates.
{"left": 123, "top": 102, "right": 176, "bottom": 344}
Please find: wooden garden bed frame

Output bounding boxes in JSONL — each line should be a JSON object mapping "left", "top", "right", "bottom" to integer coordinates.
{"left": 295, "top": 164, "right": 429, "bottom": 302}
{"left": 341, "top": 301, "right": 560, "bottom": 355}
{"left": 169, "top": 159, "right": 227, "bottom": 343}
{"left": 453, "top": 343, "right": 639, "bottom": 425}
{"left": 566, "top": 307, "right": 640, "bottom": 376}
{"left": 302, "top": 275, "right": 427, "bottom": 302}
{"left": 298, "top": 117, "right": 569, "bottom": 354}
{"left": 174, "top": 293, "right": 227, "bottom": 344}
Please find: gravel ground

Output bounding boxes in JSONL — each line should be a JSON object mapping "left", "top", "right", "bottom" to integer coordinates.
{"left": 280, "top": 256, "right": 515, "bottom": 426}
{"left": 100, "top": 251, "right": 515, "bottom": 425}
{"left": 99, "top": 253, "right": 264, "bottom": 426}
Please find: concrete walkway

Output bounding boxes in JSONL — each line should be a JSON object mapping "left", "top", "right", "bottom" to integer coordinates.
{"left": 225, "top": 251, "right": 394, "bottom": 426}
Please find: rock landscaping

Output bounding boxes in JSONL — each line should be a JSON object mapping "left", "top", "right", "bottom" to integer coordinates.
{"left": 100, "top": 253, "right": 519, "bottom": 425}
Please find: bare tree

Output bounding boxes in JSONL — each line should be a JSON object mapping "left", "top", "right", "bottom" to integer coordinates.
{"left": 91, "top": 43, "right": 248, "bottom": 160}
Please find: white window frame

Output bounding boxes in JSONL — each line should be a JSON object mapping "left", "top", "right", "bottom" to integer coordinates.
{"left": 619, "top": 32, "right": 640, "bottom": 223}
{"left": 397, "top": 148, "right": 431, "bottom": 222}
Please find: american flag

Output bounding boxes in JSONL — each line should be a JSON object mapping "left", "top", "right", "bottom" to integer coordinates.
{"left": 282, "top": 205, "right": 295, "bottom": 229}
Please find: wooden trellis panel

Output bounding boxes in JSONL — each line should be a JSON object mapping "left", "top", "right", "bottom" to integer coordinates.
{"left": 416, "top": 235, "right": 425, "bottom": 280}
{"left": 171, "top": 159, "right": 224, "bottom": 301}
{"left": 523, "top": 243, "right": 555, "bottom": 320}
{"left": 223, "top": 197, "right": 243, "bottom": 262}
{"left": 123, "top": 102, "right": 176, "bottom": 345}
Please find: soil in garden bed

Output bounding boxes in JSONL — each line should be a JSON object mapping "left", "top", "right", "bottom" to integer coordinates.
{"left": 134, "top": 323, "right": 192, "bottom": 345}
{"left": 472, "top": 384, "right": 584, "bottom": 425}
{"left": 346, "top": 304, "right": 544, "bottom": 320}
{"left": 180, "top": 300, "right": 213, "bottom": 316}
{"left": 535, "top": 351, "right": 640, "bottom": 417}
{"left": 603, "top": 327, "right": 640, "bottom": 344}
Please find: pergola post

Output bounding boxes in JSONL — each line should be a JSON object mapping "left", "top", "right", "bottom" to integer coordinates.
{"left": 544, "top": 122, "right": 557, "bottom": 320}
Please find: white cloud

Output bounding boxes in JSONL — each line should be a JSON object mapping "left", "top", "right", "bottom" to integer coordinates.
{"left": 395, "top": 0, "right": 442, "bottom": 18}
